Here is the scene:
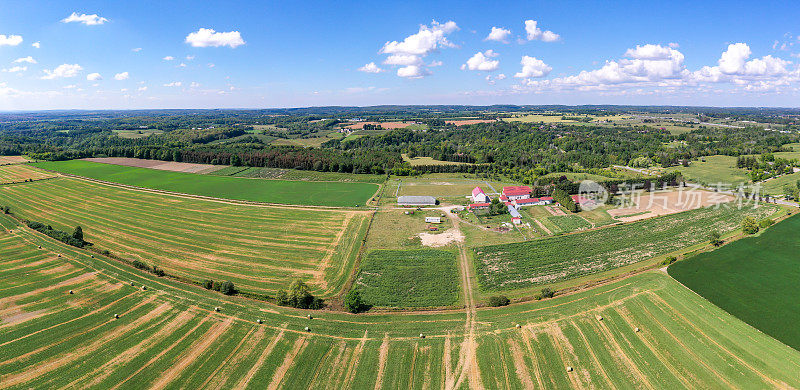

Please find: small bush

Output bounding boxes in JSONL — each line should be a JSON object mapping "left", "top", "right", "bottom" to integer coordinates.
{"left": 219, "top": 281, "right": 236, "bottom": 295}
{"left": 660, "top": 256, "right": 677, "bottom": 266}
{"left": 202, "top": 279, "right": 214, "bottom": 290}
{"left": 344, "top": 289, "right": 369, "bottom": 313}
{"left": 152, "top": 266, "right": 165, "bottom": 277}
{"left": 759, "top": 218, "right": 774, "bottom": 229}
{"left": 487, "top": 295, "right": 510, "bottom": 307}
{"left": 131, "top": 260, "right": 149, "bottom": 271}
{"left": 742, "top": 216, "right": 760, "bottom": 235}
{"left": 540, "top": 288, "right": 555, "bottom": 299}
{"left": 709, "top": 230, "right": 723, "bottom": 247}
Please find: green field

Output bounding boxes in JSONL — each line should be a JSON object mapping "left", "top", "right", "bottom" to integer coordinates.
{"left": 31, "top": 160, "right": 378, "bottom": 207}
{"left": 671, "top": 155, "right": 751, "bottom": 185}
{"left": 401, "top": 153, "right": 475, "bottom": 166}
{"left": 473, "top": 204, "right": 777, "bottom": 292}
{"left": 669, "top": 213, "right": 800, "bottom": 351}
{"left": 0, "top": 177, "right": 368, "bottom": 296}
{"left": 761, "top": 171, "right": 800, "bottom": 195}
{"left": 2, "top": 214, "right": 799, "bottom": 388}
{"left": 212, "top": 166, "right": 386, "bottom": 183}
{"left": 355, "top": 249, "right": 460, "bottom": 307}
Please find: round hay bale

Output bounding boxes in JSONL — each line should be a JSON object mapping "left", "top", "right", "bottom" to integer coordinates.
{"left": 635, "top": 327, "right": 641, "bottom": 333}
{"left": 515, "top": 324, "right": 521, "bottom": 329}
{"left": 130, "top": 281, "right": 135, "bottom": 286}
{"left": 141, "top": 286, "right": 147, "bottom": 291}
{"left": 214, "top": 307, "right": 221, "bottom": 312}
{"left": 419, "top": 333, "right": 425, "bottom": 339}
{"left": 58, "top": 254, "right": 62, "bottom": 258}
{"left": 114, "top": 314, "right": 119, "bottom": 319}
{"left": 90, "top": 255, "right": 94, "bottom": 258}
{"left": 68, "top": 290, "right": 74, "bottom": 295}
{"left": 256, "top": 319, "right": 263, "bottom": 324}
{"left": 304, "top": 326, "right": 310, "bottom": 332}
{"left": 307, "top": 314, "right": 313, "bottom": 319}
{"left": 596, "top": 315, "right": 603, "bottom": 321}
{"left": 566, "top": 366, "right": 573, "bottom": 372}
{"left": 38, "top": 245, "right": 42, "bottom": 249}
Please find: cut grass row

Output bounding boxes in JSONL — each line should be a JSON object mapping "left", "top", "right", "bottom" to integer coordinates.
{"left": 31, "top": 160, "right": 378, "bottom": 207}
{"left": 669, "top": 213, "right": 800, "bottom": 351}
{"left": 0, "top": 164, "right": 56, "bottom": 184}
{"left": 0, "top": 177, "right": 367, "bottom": 296}
{"left": 2, "top": 218, "right": 799, "bottom": 388}
{"left": 473, "top": 204, "right": 777, "bottom": 292}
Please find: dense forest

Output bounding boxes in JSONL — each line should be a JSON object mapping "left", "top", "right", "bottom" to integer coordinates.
{"left": 2, "top": 106, "right": 798, "bottom": 180}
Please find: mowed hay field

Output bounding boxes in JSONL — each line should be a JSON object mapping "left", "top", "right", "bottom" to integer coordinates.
{"left": 32, "top": 160, "right": 378, "bottom": 207}
{"left": 0, "top": 155, "right": 30, "bottom": 165}
{"left": 671, "top": 155, "right": 751, "bottom": 185}
{"left": 670, "top": 213, "right": 800, "bottom": 350}
{"left": 473, "top": 204, "right": 778, "bottom": 292}
{"left": 0, "top": 177, "right": 369, "bottom": 296}
{"left": 0, "top": 164, "right": 57, "bottom": 184}
{"left": 2, "top": 217, "right": 799, "bottom": 388}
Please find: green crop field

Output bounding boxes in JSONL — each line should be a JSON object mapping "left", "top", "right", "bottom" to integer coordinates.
{"left": 401, "top": 153, "right": 475, "bottom": 166}
{"left": 0, "top": 177, "right": 368, "bottom": 296}
{"left": 212, "top": 166, "right": 386, "bottom": 183}
{"left": 2, "top": 214, "right": 799, "bottom": 388}
{"left": 671, "top": 155, "right": 751, "bottom": 185}
{"left": 761, "top": 171, "right": 800, "bottom": 195}
{"left": 669, "top": 213, "right": 800, "bottom": 351}
{"left": 31, "top": 160, "right": 378, "bottom": 207}
{"left": 473, "top": 204, "right": 777, "bottom": 292}
{"left": 355, "top": 249, "right": 460, "bottom": 307}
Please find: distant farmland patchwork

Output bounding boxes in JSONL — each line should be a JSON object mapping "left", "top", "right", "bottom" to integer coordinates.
{"left": 31, "top": 160, "right": 379, "bottom": 207}
{"left": 0, "top": 177, "right": 369, "bottom": 296}
{"left": 473, "top": 204, "right": 777, "bottom": 291}
{"left": 2, "top": 218, "right": 799, "bottom": 388}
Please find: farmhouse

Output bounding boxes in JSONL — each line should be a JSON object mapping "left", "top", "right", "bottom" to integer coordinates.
{"left": 512, "top": 196, "right": 554, "bottom": 208}
{"left": 397, "top": 195, "right": 437, "bottom": 206}
{"left": 571, "top": 195, "right": 596, "bottom": 208}
{"left": 471, "top": 186, "right": 490, "bottom": 203}
{"left": 425, "top": 216, "right": 442, "bottom": 223}
{"left": 502, "top": 186, "right": 532, "bottom": 200}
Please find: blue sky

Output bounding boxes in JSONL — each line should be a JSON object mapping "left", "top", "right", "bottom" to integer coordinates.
{"left": 1, "top": 0, "right": 799, "bottom": 110}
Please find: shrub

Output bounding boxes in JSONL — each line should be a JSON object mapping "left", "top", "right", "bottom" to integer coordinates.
{"left": 131, "top": 260, "right": 149, "bottom": 271}
{"left": 344, "top": 289, "right": 369, "bottom": 313}
{"left": 540, "top": 288, "right": 555, "bottom": 299}
{"left": 759, "top": 218, "right": 774, "bottom": 229}
{"left": 219, "top": 281, "right": 236, "bottom": 295}
{"left": 152, "top": 266, "right": 165, "bottom": 277}
{"left": 488, "top": 295, "right": 511, "bottom": 307}
{"left": 2, "top": 205, "right": 9, "bottom": 214}
{"left": 660, "top": 256, "right": 678, "bottom": 266}
{"left": 202, "top": 279, "right": 214, "bottom": 290}
{"left": 741, "top": 216, "right": 760, "bottom": 235}
{"left": 709, "top": 230, "right": 723, "bottom": 247}
{"left": 275, "top": 279, "right": 324, "bottom": 309}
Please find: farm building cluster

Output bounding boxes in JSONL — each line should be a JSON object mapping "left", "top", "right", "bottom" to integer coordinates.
{"left": 467, "top": 185, "right": 594, "bottom": 225}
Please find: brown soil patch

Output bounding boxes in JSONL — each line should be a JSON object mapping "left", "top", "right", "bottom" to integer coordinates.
{"left": 1, "top": 309, "right": 48, "bottom": 326}
{"left": 344, "top": 121, "right": 415, "bottom": 130}
{"left": 0, "top": 156, "right": 30, "bottom": 165}
{"left": 545, "top": 205, "right": 566, "bottom": 216}
{"left": 608, "top": 190, "right": 734, "bottom": 222}
{"left": 82, "top": 157, "right": 227, "bottom": 174}
{"left": 374, "top": 333, "right": 390, "bottom": 390}
{"left": 417, "top": 228, "right": 465, "bottom": 248}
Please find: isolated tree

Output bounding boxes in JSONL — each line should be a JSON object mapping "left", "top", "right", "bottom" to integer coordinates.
{"left": 741, "top": 216, "right": 760, "bottom": 235}
{"left": 202, "top": 279, "right": 214, "bottom": 290}
{"left": 709, "top": 230, "right": 723, "bottom": 247}
{"left": 343, "top": 289, "right": 368, "bottom": 313}
{"left": 488, "top": 295, "right": 510, "bottom": 307}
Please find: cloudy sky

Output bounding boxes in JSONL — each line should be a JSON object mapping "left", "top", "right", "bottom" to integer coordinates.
{"left": 1, "top": 0, "right": 799, "bottom": 110}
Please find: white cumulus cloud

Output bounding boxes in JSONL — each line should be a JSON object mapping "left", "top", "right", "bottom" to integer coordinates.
{"left": 163, "top": 81, "right": 182, "bottom": 87}
{"left": 185, "top": 28, "right": 245, "bottom": 48}
{"left": 31, "top": 41, "right": 40, "bottom": 48}
{"left": 41, "top": 64, "right": 83, "bottom": 79}
{"left": 0, "top": 34, "right": 23, "bottom": 46}
{"left": 514, "top": 56, "right": 552, "bottom": 78}
{"left": 61, "top": 12, "right": 108, "bottom": 25}
{"left": 131, "top": 47, "right": 142, "bottom": 52}
{"left": 384, "top": 54, "right": 423, "bottom": 66}
{"left": 13, "top": 56, "right": 37, "bottom": 64}
{"left": 397, "top": 65, "right": 431, "bottom": 79}
{"left": 86, "top": 72, "right": 102, "bottom": 81}
{"left": 114, "top": 72, "right": 129, "bottom": 80}
{"left": 358, "top": 62, "right": 384, "bottom": 73}
{"left": 524, "top": 20, "right": 560, "bottom": 42}
{"left": 462, "top": 50, "right": 500, "bottom": 71}
{"left": 485, "top": 27, "right": 511, "bottom": 43}
{"left": 162, "top": 56, "right": 175, "bottom": 61}
{"left": 2, "top": 66, "right": 27, "bottom": 73}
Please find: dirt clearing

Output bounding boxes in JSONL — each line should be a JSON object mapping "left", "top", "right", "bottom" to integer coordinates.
{"left": 608, "top": 190, "right": 734, "bottom": 222}
{"left": 417, "top": 228, "right": 465, "bottom": 247}
{"left": 82, "top": 157, "right": 228, "bottom": 174}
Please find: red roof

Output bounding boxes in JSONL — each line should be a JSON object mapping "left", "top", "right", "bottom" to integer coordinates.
{"left": 502, "top": 186, "right": 532, "bottom": 197}
{"left": 471, "top": 186, "right": 485, "bottom": 197}
{"left": 514, "top": 198, "right": 541, "bottom": 204}
{"left": 540, "top": 196, "right": 554, "bottom": 201}
{"left": 499, "top": 195, "right": 509, "bottom": 201}
{"left": 571, "top": 195, "right": 593, "bottom": 204}
{"left": 469, "top": 202, "right": 491, "bottom": 209}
